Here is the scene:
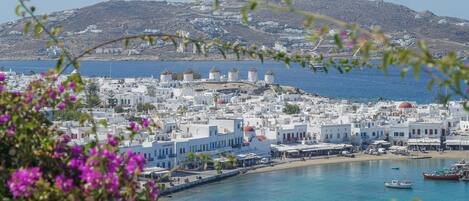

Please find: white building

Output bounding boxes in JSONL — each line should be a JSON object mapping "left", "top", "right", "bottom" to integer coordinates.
{"left": 389, "top": 124, "right": 409, "bottom": 146}
{"left": 248, "top": 68, "right": 258, "bottom": 83}
{"left": 408, "top": 122, "right": 444, "bottom": 139}
{"left": 351, "top": 120, "right": 386, "bottom": 145}
{"left": 320, "top": 124, "right": 351, "bottom": 144}
{"left": 183, "top": 68, "right": 194, "bottom": 82}
{"left": 160, "top": 69, "right": 172, "bottom": 83}
{"left": 228, "top": 68, "right": 238, "bottom": 82}
{"left": 267, "top": 124, "right": 308, "bottom": 144}
{"left": 209, "top": 67, "right": 221, "bottom": 81}
{"left": 264, "top": 70, "right": 275, "bottom": 84}
{"left": 120, "top": 119, "right": 246, "bottom": 169}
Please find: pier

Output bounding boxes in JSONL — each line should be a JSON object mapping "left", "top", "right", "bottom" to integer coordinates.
{"left": 160, "top": 169, "right": 241, "bottom": 195}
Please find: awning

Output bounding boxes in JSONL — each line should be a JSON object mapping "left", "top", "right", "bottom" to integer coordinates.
{"left": 446, "top": 140, "right": 469, "bottom": 146}
{"left": 372, "top": 140, "right": 391, "bottom": 145}
{"left": 301, "top": 149, "right": 318, "bottom": 152}
{"left": 407, "top": 138, "right": 440, "bottom": 146}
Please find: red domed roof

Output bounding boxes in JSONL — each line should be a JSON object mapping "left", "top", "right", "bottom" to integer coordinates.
{"left": 398, "top": 102, "right": 412, "bottom": 109}
{"left": 244, "top": 126, "right": 255, "bottom": 132}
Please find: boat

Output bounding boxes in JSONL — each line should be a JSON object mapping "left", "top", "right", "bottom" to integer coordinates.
{"left": 422, "top": 172, "right": 460, "bottom": 180}
{"left": 411, "top": 156, "right": 432, "bottom": 160}
{"left": 460, "top": 177, "right": 469, "bottom": 182}
{"left": 391, "top": 167, "right": 400, "bottom": 170}
{"left": 384, "top": 180, "right": 412, "bottom": 189}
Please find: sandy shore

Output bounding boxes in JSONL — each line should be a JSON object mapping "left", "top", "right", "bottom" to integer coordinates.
{"left": 247, "top": 151, "right": 469, "bottom": 174}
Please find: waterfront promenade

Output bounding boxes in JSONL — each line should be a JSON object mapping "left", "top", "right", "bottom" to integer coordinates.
{"left": 160, "top": 169, "right": 242, "bottom": 195}
{"left": 160, "top": 151, "right": 469, "bottom": 197}
{"left": 247, "top": 151, "right": 469, "bottom": 174}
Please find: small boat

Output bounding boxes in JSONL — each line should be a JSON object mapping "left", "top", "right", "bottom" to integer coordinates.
{"left": 422, "top": 173, "right": 460, "bottom": 180}
{"left": 460, "top": 177, "right": 469, "bottom": 182}
{"left": 411, "top": 156, "right": 432, "bottom": 160}
{"left": 384, "top": 180, "right": 412, "bottom": 189}
{"left": 391, "top": 167, "right": 400, "bottom": 170}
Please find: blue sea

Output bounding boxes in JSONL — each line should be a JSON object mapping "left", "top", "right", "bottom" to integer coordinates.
{"left": 164, "top": 159, "right": 469, "bottom": 201}
{"left": 0, "top": 60, "right": 441, "bottom": 103}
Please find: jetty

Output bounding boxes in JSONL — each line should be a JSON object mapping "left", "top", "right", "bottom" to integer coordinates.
{"left": 160, "top": 169, "right": 241, "bottom": 195}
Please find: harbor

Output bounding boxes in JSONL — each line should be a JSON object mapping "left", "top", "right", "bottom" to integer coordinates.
{"left": 156, "top": 151, "right": 469, "bottom": 199}
{"left": 162, "top": 156, "right": 469, "bottom": 201}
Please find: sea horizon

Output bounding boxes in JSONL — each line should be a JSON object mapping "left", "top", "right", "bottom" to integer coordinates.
{"left": 0, "top": 60, "right": 443, "bottom": 104}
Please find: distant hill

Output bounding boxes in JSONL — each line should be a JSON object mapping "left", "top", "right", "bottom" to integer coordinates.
{"left": 0, "top": 0, "right": 467, "bottom": 60}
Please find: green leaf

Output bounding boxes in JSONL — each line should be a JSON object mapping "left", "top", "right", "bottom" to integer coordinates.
{"left": 258, "top": 53, "right": 264, "bottom": 63}
{"left": 170, "top": 37, "right": 177, "bottom": 48}
{"left": 217, "top": 48, "right": 226, "bottom": 59}
{"left": 427, "top": 79, "right": 435, "bottom": 91}
{"left": 99, "top": 119, "right": 108, "bottom": 128}
{"left": 334, "top": 34, "right": 343, "bottom": 49}
{"left": 23, "top": 21, "right": 31, "bottom": 34}
{"left": 124, "top": 38, "right": 130, "bottom": 48}
{"left": 400, "top": 68, "right": 409, "bottom": 78}
{"left": 34, "top": 23, "right": 42, "bottom": 38}
{"left": 15, "top": 5, "right": 22, "bottom": 16}
{"left": 249, "top": 1, "right": 258, "bottom": 10}
{"left": 241, "top": 6, "right": 248, "bottom": 24}
{"left": 303, "top": 16, "right": 315, "bottom": 28}
{"left": 56, "top": 54, "right": 64, "bottom": 70}
{"left": 213, "top": 0, "right": 220, "bottom": 10}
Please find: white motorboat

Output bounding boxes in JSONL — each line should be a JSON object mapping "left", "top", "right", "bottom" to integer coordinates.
{"left": 384, "top": 180, "right": 413, "bottom": 189}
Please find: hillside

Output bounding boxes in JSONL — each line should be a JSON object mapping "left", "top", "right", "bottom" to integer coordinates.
{"left": 0, "top": 0, "right": 467, "bottom": 60}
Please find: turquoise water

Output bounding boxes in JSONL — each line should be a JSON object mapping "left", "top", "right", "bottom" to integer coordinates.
{"left": 164, "top": 159, "right": 469, "bottom": 201}
{"left": 0, "top": 60, "right": 438, "bottom": 103}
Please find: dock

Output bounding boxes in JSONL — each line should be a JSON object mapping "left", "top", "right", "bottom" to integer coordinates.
{"left": 160, "top": 169, "right": 241, "bottom": 195}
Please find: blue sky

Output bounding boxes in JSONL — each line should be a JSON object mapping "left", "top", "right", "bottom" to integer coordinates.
{"left": 1, "top": 0, "right": 469, "bottom": 23}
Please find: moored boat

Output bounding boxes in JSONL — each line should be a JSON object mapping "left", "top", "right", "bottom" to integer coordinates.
{"left": 384, "top": 180, "right": 412, "bottom": 189}
{"left": 422, "top": 173, "right": 460, "bottom": 180}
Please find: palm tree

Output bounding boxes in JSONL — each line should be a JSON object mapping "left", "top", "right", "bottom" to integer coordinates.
{"left": 226, "top": 154, "right": 238, "bottom": 169}
{"left": 186, "top": 152, "right": 197, "bottom": 169}
{"left": 197, "top": 153, "right": 212, "bottom": 171}
{"left": 214, "top": 160, "right": 222, "bottom": 174}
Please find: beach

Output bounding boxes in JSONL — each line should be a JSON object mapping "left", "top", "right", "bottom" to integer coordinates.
{"left": 246, "top": 151, "right": 469, "bottom": 174}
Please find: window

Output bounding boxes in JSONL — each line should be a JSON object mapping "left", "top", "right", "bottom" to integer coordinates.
{"left": 435, "top": 129, "right": 438, "bottom": 135}
{"left": 417, "top": 129, "right": 421, "bottom": 135}
{"left": 429, "top": 129, "right": 433, "bottom": 135}
{"left": 425, "top": 129, "right": 428, "bottom": 135}
{"left": 412, "top": 129, "right": 415, "bottom": 134}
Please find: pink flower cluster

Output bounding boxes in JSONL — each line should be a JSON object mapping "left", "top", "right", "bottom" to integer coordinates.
{"left": 64, "top": 135, "right": 145, "bottom": 195}
{"left": 1, "top": 72, "right": 79, "bottom": 137}
{"left": 2, "top": 71, "right": 160, "bottom": 199}
{"left": 7, "top": 167, "right": 42, "bottom": 198}
{"left": 145, "top": 181, "right": 160, "bottom": 200}
{"left": 129, "top": 121, "right": 140, "bottom": 132}
{"left": 6, "top": 134, "right": 155, "bottom": 199}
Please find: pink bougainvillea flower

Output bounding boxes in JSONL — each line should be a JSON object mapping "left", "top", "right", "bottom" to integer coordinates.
{"left": 57, "top": 102, "right": 66, "bottom": 110}
{"left": 0, "top": 72, "right": 5, "bottom": 81}
{"left": 7, "top": 167, "right": 42, "bottom": 198}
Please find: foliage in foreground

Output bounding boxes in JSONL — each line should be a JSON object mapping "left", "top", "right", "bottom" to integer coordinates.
{"left": 0, "top": 72, "right": 159, "bottom": 200}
